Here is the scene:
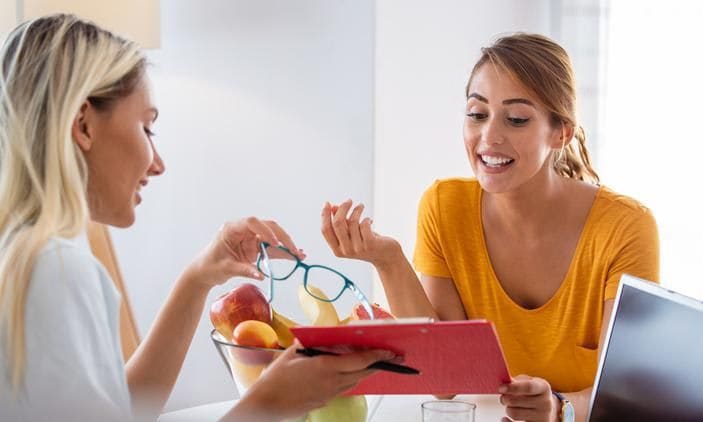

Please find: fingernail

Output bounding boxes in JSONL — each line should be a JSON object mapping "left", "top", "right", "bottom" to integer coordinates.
{"left": 251, "top": 270, "right": 262, "bottom": 278}
{"left": 498, "top": 385, "right": 508, "bottom": 393}
{"left": 380, "top": 351, "right": 395, "bottom": 360}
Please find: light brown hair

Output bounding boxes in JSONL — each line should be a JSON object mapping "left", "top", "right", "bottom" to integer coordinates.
{"left": 0, "top": 14, "right": 145, "bottom": 390}
{"left": 466, "top": 33, "right": 600, "bottom": 184}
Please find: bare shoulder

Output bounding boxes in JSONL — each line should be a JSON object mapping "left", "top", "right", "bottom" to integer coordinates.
{"left": 562, "top": 179, "right": 600, "bottom": 212}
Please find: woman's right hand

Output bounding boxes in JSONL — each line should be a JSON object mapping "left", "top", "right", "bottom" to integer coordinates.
{"left": 320, "top": 200, "right": 401, "bottom": 268}
{"left": 229, "top": 342, "right": 394, "bottom": 421}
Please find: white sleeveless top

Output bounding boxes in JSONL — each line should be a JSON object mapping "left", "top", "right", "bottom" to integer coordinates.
{"left": 0, "top": 234, "right": 132, "bottom": 421}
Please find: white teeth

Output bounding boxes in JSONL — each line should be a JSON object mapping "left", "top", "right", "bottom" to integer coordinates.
{"left": 480, "top": 155, "right": 513, "bottom": 167}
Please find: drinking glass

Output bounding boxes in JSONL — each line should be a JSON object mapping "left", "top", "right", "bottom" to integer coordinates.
{"left": 421, "top": 400, "right": 476, "bottom": 422}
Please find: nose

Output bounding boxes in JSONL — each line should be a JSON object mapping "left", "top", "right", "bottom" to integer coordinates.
{"left": 481, "top": 116, "right": 505, "bottom": 146}
{"left": 148, "top": 139, "right": 165, "bottom": 176}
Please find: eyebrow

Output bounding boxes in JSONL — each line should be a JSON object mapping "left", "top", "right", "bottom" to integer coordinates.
{"left": 467, "top": 93, "right": 535, "bottom": 107}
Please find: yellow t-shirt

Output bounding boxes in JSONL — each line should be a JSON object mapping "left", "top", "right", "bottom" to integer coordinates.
{"left": 413, "top": 178, "right": 659, "bottom": 392}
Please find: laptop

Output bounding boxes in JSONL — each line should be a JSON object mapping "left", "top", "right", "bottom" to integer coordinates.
{"left": 587, "top": 274, "right": 703, "bottom": 421}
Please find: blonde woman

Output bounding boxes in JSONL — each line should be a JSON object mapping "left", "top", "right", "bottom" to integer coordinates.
{"left": 0, "top": 14, "right": 390, "bottom": 422}
{"left": 321, "top": 34, "right": 659, "bottom": 422}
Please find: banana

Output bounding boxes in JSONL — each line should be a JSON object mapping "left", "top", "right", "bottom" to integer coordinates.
{"left": 271, "top": 308, "right": 298, "bottom": 348}
{"left": 298, "top": 284, "right": 340, "bottom": 326}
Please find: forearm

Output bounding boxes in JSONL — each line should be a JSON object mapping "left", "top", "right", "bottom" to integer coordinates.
{"left": 219, "top": 393, "right": 281, "bottom": 422}
{"left": 125, "top": 271, "right": 210, "bottom": 417}
{"left": 375, "top": 246, "right": 439, "bottom": 320}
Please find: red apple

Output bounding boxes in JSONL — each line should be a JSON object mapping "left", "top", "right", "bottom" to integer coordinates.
{"left": 210, "top": 283, "right": 271, "bottom": 341}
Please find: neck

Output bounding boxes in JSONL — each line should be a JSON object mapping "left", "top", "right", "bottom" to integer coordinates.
{"left": 482, "top": 169, "right": 569, "bottom": 239}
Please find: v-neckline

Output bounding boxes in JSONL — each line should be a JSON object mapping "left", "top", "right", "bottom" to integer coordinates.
{"left": 476, "top": 185, "right": 603, "bottom": 312}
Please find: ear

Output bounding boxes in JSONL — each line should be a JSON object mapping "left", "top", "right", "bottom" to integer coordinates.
{"left": 551, "top": 122, "right": 575, "bottom": 149}
{"left": 71, "top": 101, "right": 94, "bottom": 152}
{"left": 562, "top": 123, "right": 575, "bottom": 144}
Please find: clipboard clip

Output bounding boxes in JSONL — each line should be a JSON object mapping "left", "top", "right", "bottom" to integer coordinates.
{"left": 347, "top": 317, "right": 435, "bottom": 326}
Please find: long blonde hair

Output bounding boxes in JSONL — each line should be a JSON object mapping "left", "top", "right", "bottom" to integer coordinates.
{"left": 0, "top": 14, "right": 146, "bottom": 389}
{"left": 466, "top": 33, "right": 600, "bottom": 184}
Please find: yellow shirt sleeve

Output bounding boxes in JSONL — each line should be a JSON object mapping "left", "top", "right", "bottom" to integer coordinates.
{"left": 413, "top": 181, "right": 452, "bottom": 278}
{"left": 603, "top": 206, "right": 660, "bottom": 300}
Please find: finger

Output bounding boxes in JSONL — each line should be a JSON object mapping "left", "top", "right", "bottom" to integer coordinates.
{"left": 359, "top": 217, "right": 374, "bottom": 244}
{"left": 232, "top": 217, "right": 280, "bottom": 247}
{"left": 264, "top": 220, "right": 304, "bottom": 259}
{"left": 329, "top": 375, "right": 369, "bottom": 397}
{"left": 347, "top": 203, "right": 365, "bottom": 253}
{"left": 241, "top": 237, "right": 263, "bottom": 263}
{"left": 322, "top": 349, "right": 396, "bottom": 373}
{"left": 505, "top": 405, "right": 540, "bottom": 421}
{"left": 499, "top": 376, "right": 548, "bottom": 396}
{"left": 338, "top": 368, "right": 377, "bottom": 390}
{"left": 278, "top": 341, "right": 301, "bottom": 360}
{"left": 331, "top": 199, "right": 354, "bottom": 254}
{"left": 321, "top": 201, "right": 341, "bottom": 254}
{"left": 262, "top": 341, "right": 299, "bottom": 375}
{"left": 228, "top": 262, "right": 265, "bottom": 280}
{"left": 500, "top": 394, "right": 544, "bottom": 409}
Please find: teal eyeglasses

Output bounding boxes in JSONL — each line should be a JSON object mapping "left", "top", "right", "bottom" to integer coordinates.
{"left": 257, "top": 242, "right": 376, "bottom": 320}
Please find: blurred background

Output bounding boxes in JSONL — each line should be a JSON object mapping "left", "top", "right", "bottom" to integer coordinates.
{"left": 2, "top": 0, "right": 702, "bottom": 412}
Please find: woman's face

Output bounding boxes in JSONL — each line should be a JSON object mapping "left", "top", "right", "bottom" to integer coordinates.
{"left": 74, "top": 75, "right": 164, "bottom": 227}
{"left": 463, "top": 64, "right": 562, "bottom": 193}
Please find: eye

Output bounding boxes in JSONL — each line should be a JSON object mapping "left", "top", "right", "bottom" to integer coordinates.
{"left": 144, "top": 127, "right": 156, "bottom": 138}
{"left": 466, "top": 112, "right": 488, "bottom": 121}
{"left": 507, "top": 117, "right": 530, "bottom": 126}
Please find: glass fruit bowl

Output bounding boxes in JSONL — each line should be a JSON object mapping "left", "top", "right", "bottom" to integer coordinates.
{"left": 211, "top": 328, "right": 370, "bottom": 422}
{"left": 210, "top": 328, "right": 285, "bottom": 395}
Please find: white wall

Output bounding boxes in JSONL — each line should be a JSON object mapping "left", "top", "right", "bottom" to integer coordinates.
{"left": 110, "top": 0, "right": 558, "bottom": 411}
{"left": 0, "top": 0, "right": 17, "bottom": 39}
{"left": 110, "top": 0, "right": 375, "bottom": 410}
{"left": 372, "top": 0, "right": 552, "bottom": 304}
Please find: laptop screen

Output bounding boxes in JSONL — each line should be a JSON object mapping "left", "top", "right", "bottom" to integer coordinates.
{"left": 588, "top": 275, "right": 703, "bottom": 421}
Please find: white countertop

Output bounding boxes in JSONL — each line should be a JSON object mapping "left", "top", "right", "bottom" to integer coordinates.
{"left": 159, "top": 394, "right": 504, "bottom": 421}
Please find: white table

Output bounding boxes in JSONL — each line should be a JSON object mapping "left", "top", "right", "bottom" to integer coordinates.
{"left": 159, "top": 394, "right": 504, "bottom": 421}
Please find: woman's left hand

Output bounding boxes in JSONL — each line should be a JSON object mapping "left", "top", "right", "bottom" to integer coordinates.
{"left": 184, "top": 217, "right": 306, "bottom": 289}
{"left": 499, "top": 375, "right": 559, "bottom": 422}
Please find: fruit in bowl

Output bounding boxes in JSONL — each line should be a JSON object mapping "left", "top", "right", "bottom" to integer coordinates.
{"left": 350, "top": 302, "right": 396, "bottom": 321}
{"left": 212, "top": 330, "right": 368, "bottom": 422}
{"left": 230, "top": 320, "right": 280, "bottom": 365}
{"left": 210, "top": 283, "right": 272, "bottom": 341}
{"left": 210, "top": 282, "right": 390, "bottom": 421}
{"left": 307, "top": 396, "right": 368, "bottom": 422}
{"left": 211, "top": 328, "right": 285, "bottom": 392}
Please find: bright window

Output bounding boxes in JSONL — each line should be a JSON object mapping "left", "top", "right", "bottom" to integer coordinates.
{"left": 601, "top": 0, "right": 703, "bottom": 299}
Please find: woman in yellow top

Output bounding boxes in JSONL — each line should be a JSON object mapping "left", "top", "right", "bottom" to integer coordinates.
{"left": 321, "top": 33, "right": 659, "bottom": 422}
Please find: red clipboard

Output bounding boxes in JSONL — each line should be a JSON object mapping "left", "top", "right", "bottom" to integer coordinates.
{"left": 290, "top": 319, "right": 511, "bottom": 395}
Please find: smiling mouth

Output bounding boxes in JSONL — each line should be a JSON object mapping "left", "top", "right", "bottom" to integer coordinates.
{"left": 479, "top": 154, "right": 515, "bottom": 168}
